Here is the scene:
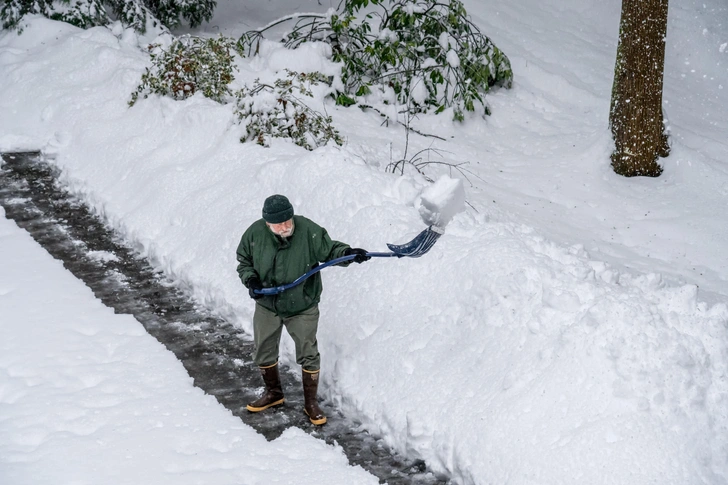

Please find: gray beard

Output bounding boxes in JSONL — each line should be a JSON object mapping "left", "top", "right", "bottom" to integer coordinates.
{"left": 273, "top": 221, "right": 295, "bottom": 239}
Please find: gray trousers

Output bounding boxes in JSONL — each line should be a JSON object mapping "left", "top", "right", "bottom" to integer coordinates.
{"left": 253, "top": 303, "right": 321, "bottom": 371}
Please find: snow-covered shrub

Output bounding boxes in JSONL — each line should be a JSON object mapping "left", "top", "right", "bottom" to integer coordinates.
{"left": 240, "top": 0, "right": 513, "bottom": 121}
{"left": 1, "top": 0, "right": 215, "bottom": 33}
{"left": 129, "top": 35, "right": 240, "bottom": 106}
{"left": 234, "top": 71, "right": 344, "bottom": 151}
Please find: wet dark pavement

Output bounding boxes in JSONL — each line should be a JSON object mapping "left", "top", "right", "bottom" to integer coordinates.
{"left": 0, "top": 151, "right": 448, "bottom": 485}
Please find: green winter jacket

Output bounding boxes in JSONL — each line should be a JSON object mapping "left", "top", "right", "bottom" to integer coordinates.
{"left": 236, "top": 215, "right": 350, "bottom": 318}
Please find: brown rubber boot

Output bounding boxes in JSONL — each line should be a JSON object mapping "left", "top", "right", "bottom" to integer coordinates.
{"left": 302, "top": 369, "right": 327, "bottom": 425}
{"left": 246, "top": 362, "right": 285, "bottom": 412}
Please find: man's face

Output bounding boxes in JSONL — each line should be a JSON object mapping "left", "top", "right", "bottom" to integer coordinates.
{"left": 267, "top": 218, "right": 294, "bottom": 238}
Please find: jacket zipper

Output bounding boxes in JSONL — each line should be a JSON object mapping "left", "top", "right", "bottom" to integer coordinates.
{"left": 272, "top": 244, "right": 281, "bottom": 314}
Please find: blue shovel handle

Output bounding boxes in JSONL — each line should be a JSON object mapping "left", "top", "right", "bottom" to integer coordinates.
{"left": 254, "top": 251, "right": 398, "bottom": 296}
{"left": 253, "top": 225, "right": 443, "bottom": 296}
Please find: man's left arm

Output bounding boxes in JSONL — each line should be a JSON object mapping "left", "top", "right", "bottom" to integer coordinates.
{"left": 315, "top": 227, "right": 350, "bottom": 263}
{"left": 314, "top": 226, "right": 369, "bottom": 264}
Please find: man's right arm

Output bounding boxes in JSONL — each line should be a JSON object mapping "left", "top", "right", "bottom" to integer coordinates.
{"left": 236, "top": 230, "right": 257, "bottom": 287}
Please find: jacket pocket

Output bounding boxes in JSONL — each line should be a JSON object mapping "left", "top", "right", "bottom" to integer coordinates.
{"left": 303, "top": 275, "right": 319, "bottom": 304}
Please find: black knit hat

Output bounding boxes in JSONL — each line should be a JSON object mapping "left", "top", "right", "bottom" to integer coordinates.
{"left": 262, "top": 195, "right": 294, "bottom": 224}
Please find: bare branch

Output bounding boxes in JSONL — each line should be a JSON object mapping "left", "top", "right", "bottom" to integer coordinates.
{"left": 358, "top": 104, "right": 446, "bottom": 140}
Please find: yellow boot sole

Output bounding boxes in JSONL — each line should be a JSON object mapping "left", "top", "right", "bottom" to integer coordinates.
{"left": 246, "top": 398, "right": 284, "bottom": 412}
{"left": 304, "top": 408, "right": 327, "bottom": 425}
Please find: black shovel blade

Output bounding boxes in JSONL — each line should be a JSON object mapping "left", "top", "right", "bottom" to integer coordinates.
{"left": 386, "top": 225, "right": 444, "bottom": 258}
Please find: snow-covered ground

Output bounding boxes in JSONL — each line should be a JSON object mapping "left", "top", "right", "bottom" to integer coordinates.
{"left": 1, "top": 0, "right": 727, "bottom": 483}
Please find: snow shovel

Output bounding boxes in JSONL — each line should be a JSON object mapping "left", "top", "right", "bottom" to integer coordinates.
{"left": 254, "top": 225, "right": 444, "bottom": 296}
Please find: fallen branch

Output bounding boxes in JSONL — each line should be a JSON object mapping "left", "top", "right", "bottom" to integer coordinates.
{"left": 358, "top": 104, "right": 446, "bottom": 141}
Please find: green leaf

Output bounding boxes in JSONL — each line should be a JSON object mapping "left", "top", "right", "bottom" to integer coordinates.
{"left": 335, "top": 93, "right": 357, "bottom": 107}
{"left": 355, "top": 85, "right": 372, "bottom": 96}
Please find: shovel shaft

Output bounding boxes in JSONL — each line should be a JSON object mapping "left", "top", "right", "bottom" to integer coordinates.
{"left": 254, "top": 251, "right": 398, "bottom": 296}
{"left": 253, "top": 226, "right": 442, "bottom": 296}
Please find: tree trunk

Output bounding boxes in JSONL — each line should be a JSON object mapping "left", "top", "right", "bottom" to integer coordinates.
{"left": 609, "top": 0, "right": 670, "bottom": 177}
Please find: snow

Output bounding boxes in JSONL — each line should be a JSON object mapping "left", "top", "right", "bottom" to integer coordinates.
{"left": 438, "top": 31, "right": 452, "bottom": 51}
{"left": 415, "top": 175, "right": 465, "bottom": 228}
{"left": 410, "top": 76, "right": 428, "bottom": 105}
{"left": 1, "top": 0, "right": 728, "bottom": 483}
{"left": 446, "top": 49, "right": 460, "bottom": 68}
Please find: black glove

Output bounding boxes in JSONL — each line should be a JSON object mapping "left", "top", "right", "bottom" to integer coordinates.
{"left": 247, "top": 277, "right": 264, "bottom": 300}
{"left": 344, "top": 247, "right": 371, "bottom": 264}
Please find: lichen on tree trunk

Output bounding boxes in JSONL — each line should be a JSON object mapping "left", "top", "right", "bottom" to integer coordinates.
{"left": 609, "top": 0, "right": 670, "bottom": 177}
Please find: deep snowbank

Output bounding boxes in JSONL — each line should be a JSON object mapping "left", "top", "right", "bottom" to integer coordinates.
{"left": 1, "top": 10, "right": 727, "bottom": 485}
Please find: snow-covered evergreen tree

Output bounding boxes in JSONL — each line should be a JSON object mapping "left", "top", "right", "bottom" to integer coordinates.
{"left": 1, "top": 0, "right": 216, "bottom": 33}
{"left": 1, "top": 0, "right": 53, "bottom": 30}
{"left": 108, "top": 0, "right": 153, "bottom": 32}
{"left": 53, "top": 0, "right": 107, "bottom": 29}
